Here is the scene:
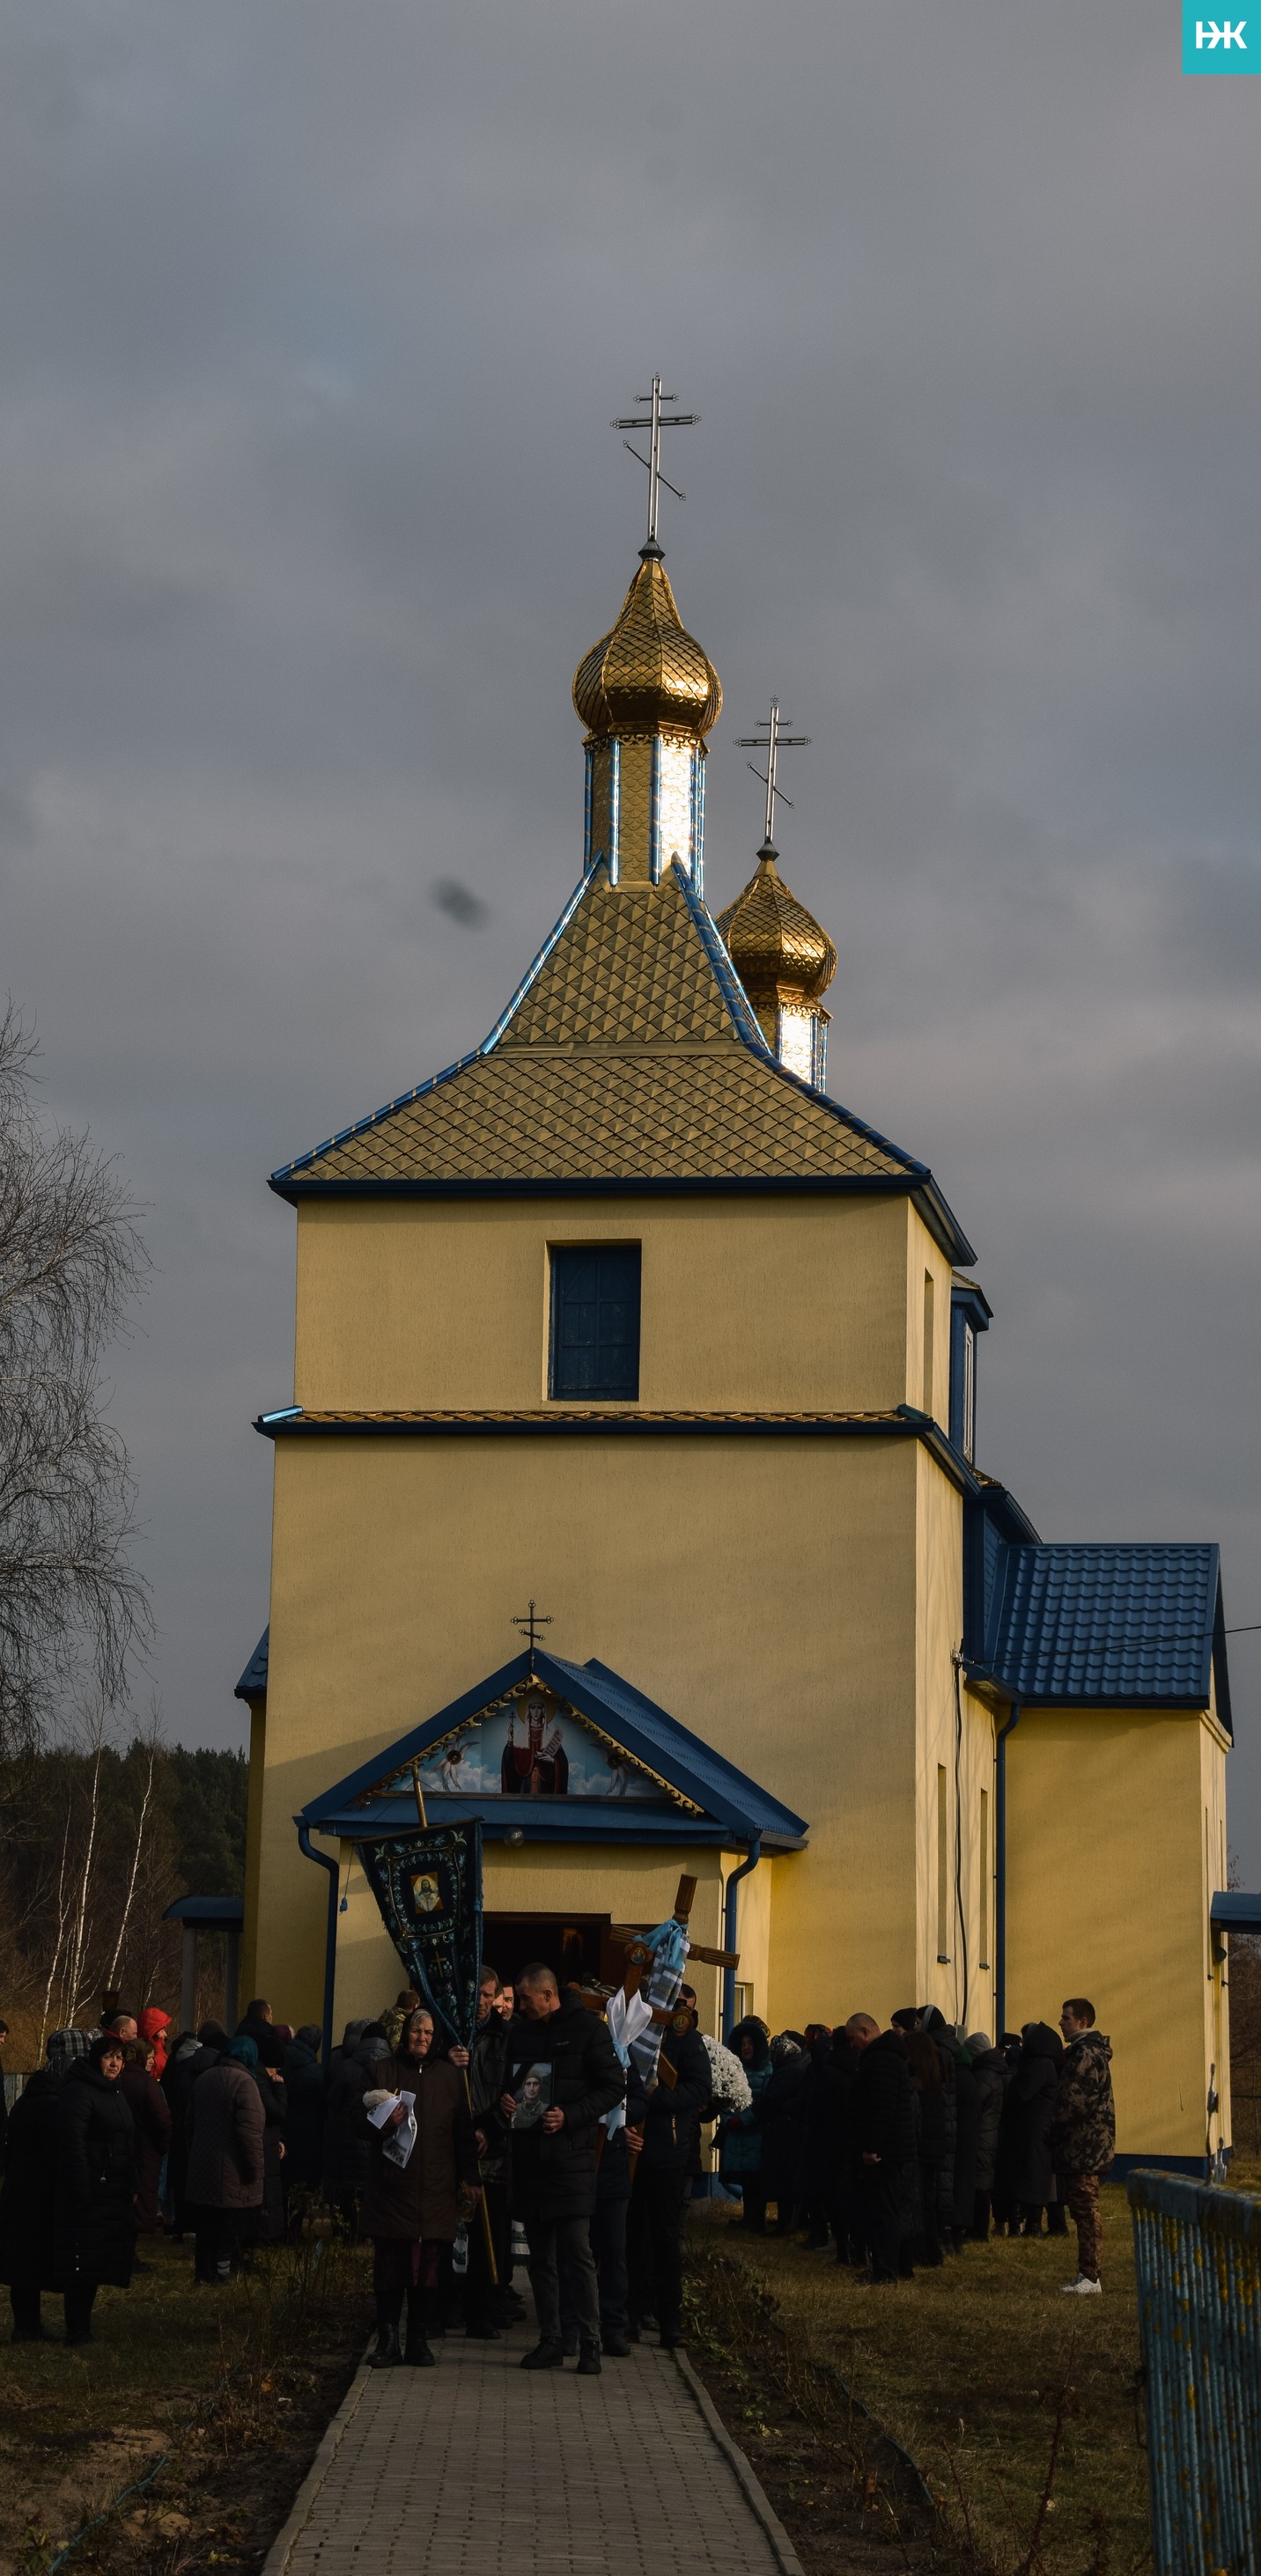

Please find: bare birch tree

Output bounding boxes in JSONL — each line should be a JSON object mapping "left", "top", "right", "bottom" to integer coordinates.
{"left": 0, "top": 1006, "right": 151, "bottom": 1757}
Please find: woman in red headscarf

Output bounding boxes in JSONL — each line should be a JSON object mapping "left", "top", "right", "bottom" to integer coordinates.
{"left": 137, "top": 2009, "right": 171, "bottom": 2080}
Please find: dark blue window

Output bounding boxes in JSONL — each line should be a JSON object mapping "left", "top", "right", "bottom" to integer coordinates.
{"left": 549, "top": 1246, "right": 640, "bottom": 1400}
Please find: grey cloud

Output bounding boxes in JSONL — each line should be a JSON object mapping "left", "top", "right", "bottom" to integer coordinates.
{"left": 1, "top": 0, "right": 1257, "bottom": 1859}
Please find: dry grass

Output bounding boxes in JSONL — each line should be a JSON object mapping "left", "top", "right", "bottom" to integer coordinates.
{"left": 691, "top": 2189, "right": 1150, "bottom": 2576}
{"left": 0, "top": 2229, "right": 372, "bottom": 2574}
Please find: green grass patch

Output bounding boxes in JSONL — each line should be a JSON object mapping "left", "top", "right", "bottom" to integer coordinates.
{"left": 689, "top": 2190, "right": 1148, "bottom": 2575}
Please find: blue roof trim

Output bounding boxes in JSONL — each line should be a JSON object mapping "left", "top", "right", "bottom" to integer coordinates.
{"left": 234, "top": 1626, "right": 269, "bottom": 1701}
{"left": 675, "top": 865, "right": 974, "bottom": 1262}
{"left": 670, "top": 861, "right": 774, "bottom": 1059}
{"left": 970, "top": 1542, "right": 1230, "bottom": 1725}
{"left": 299, "top": 1645, "right": 807, "bottom": 1845}
{"left": 478, "top": 866, "right": 594, "bottom": 1055}
{"left": 270, "top": 1051, "right": 483, "bottom": 1186}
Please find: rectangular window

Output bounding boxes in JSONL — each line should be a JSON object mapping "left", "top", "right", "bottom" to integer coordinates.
{"left": 549, "top": 1245, "right": 641, "bottom": 1400}
{"left": 978, "top": 1785, "right": 990, "bottom": 1969}
{"left": 922, "top": 1272, "right": 935, "bottom": 1417}
{"left": 733, "top": 1981, "right": 751, "bottom": 2027}
{"left": 937, "top": 1763, "right": 950, "bottom": 1961}
{"left": 962, "top": 1322, "right": 976, "bottom": 1461}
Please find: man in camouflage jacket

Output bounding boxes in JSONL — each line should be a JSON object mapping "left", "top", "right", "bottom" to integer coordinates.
{"left": 1049, "top": 2000, "right": 1115, "bottom": 2293}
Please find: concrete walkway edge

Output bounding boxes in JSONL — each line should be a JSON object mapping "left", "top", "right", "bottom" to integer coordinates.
{"left": 261, "top": 2348, "right": 372, "bottom": 2576}
{"left": 672, "top": 2347, "right": 807, "bottom": 2576}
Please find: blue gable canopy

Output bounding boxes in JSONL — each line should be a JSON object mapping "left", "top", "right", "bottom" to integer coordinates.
{"left": 298, "top": 1647, "right": 807, "bottom": 1850}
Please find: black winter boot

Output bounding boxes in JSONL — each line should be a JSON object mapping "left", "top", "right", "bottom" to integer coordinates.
{"left": 577, "top": 2337, "right": 601, "bottom": 2375}
{"left": 403, "top": 2290, "right": 436, "bottom": 2366}
{"left": 370, "top": 2293, "right": 402, "bottom": 2366}
{"left": 520, "top": 2338, "right": 565, "bottom": 2370}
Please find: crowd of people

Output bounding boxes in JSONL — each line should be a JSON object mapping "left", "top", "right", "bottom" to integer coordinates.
{"left": 718, "top": 1999, "right": 1116, "bottom": 2295}
{"left": 0, "top": 1970, "right": 1116, "bottom": 2364}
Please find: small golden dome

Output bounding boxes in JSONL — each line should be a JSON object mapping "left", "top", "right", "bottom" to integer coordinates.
{"left": 573, "top": 545, "right": 722, "bottom": 740}
{"left": 717, "top": 844, "right": 837, "bottom": 1005}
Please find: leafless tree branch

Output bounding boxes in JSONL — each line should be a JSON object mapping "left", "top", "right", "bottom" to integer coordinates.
{"left": 0, "top": 1005, "right": 151, "bottom": 1755}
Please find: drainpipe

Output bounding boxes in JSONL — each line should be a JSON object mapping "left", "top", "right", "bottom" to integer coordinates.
{"left": 722, "top": 1837, "right": 762, "bottom": 2039}
{"left": 994, "top": 1706, "right": 1021, "bottom": 2040}
{"left": 297, "top": 1822, "right": 340, "bottom": 2070}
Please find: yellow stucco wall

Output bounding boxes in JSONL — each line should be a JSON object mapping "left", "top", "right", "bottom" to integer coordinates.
{"left": 247, "top": 1167, "right": 1227, "bottom": 2163}
{"left": 1004, "top": 1706, "right": 1229, "bottom": 2157}
{"left": 252, "top": 1426, "right": 939, "bottom": 2038}
{"left": 290, "top": 1193, "right": 950, "bottom": 1417}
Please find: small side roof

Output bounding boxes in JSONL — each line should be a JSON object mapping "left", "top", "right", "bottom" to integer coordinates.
{"left": 977, "top": 1541, "right": 1230, "bottom": 1726}
{"left": 235, "top": 1629, "right": 269, "bottom": 1701}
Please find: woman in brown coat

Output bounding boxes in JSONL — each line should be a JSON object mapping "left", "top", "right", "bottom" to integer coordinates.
{"left": 186, "top": 2035, "right": 266, "bottom": 2283}
{"left": 119, "top": 2040, "right": 173, "bottom": 2239}
{"left": 356, "top": 2008, "right": 479, "bottom": 2368}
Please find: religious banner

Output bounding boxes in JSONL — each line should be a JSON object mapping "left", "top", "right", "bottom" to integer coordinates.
{"left": 353, "top": 1820, "right": 483, "bottom": 2048}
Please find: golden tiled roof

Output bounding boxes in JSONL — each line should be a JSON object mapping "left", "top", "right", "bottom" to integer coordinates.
{"left": 271, "top": 858, "right": 971, "bottom": 1258}
{"left": 717, "top": 846, "right": 837, "bottom": 1007}
{"left": 572, "top": 548, "right": 721, "bottom": 741}
{"left": 281, "top": 1044, "right": 910, "bottom": 1186}
{"left": 500, "top": 867, "right": 736, "bottom": 1049}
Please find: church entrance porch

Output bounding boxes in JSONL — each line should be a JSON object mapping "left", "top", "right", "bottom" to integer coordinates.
{"left": 482, "top": 1910, "right": 622, "bottom": 1991}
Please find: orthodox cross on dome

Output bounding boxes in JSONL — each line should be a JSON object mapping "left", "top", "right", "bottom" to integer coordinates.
{"left": 734, "top": 699, "right": 810, "bottom": 850}
{"left": 511, "top": 1598, "right": 553, "bottom": 1660}
{"left": 612, "top": 374, "right": 699, "bottom": 548}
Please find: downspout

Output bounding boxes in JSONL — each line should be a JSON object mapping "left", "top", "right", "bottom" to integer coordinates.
{"left": 297, "top": 1822, "right": 340, "bottom": 2070}
{"left": 994, "top": 1705, "right": 1021, "bottom": 2040}
{"left": 722, "top": 1837, "right": 762, "bottom": 2039}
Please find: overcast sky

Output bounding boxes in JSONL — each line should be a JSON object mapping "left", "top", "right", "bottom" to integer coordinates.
{"left": 5, "top": 2, "right": 1260, "bottom": 1873}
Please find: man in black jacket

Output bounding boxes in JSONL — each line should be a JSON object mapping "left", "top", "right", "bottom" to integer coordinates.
{"left": 626, "top": 2016, "right": 712, "bottom": 2348}
{"left": 497, "top": 1964, "right": 623, "bottom": 2375}
{"left": 848, "top": 2014, "right": 918, "bottom": 2285}
{"left": 458, "top": 1966, "right": 515, "bottom": 2335}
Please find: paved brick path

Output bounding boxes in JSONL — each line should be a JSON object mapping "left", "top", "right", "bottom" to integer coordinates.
{"left": 275, "top": 2307, "right": 793, "bottom": 2575}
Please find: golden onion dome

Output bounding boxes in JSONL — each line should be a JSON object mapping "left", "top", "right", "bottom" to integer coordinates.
{"left": 717, "top": 843, "right": 837, "bottom": 1005}
{"left": 573, "top": 543, "right": 722, "bottom": 740}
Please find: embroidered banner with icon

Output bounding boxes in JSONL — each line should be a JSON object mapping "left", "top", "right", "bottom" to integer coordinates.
{"left": 353, "top": 1821, "right": 483, "bottom": 2049}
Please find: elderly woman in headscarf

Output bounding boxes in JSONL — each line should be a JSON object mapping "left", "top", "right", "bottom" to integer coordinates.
{"left": 355, "top": 2006, "right": 479, "bottom": 2369}
{"left": 55, "top": 2031, "right": 139, "bottom": 2344}
{"left": 0, "top": 2030, "right": 86, "bottom": 2341}
{"left": 185, "top": 2032, "right": 266, "bottom": 2284}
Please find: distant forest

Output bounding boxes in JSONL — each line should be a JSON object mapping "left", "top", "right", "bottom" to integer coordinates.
{"left": 0, "top": 1737, "right": 248, "bottom": 2063}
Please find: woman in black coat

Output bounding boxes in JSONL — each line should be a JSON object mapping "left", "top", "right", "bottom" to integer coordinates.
{"left": 55, "top": 2035, "right": 137, "bottom": 2344}
{"left": 280, "top": 2028, "right": 326, "bottom": 2198}
{"left": 903, "top": 2028, "right": 948, "bottom": 2265}
{"left": 760, "top": 2036, "right": 808, "bottom": 2235}
{"left": 0, "top": 2037, "right": 72, "bottom": 2340}
{"left": 1001, "top": 2022, "right": 1064, "bottom": 2234}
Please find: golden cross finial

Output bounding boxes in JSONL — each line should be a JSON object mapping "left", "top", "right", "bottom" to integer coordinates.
{"left": 734, "top": 698, "right": 811, "bottom": 850}
{"left": 612, "top": 374, "right": 699, "bottom": 548}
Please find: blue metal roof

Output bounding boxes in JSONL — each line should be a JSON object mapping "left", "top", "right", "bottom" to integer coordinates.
{"left": 234, "top": 1627, "right": 269, "bottom": 1701}
{"left": 974, "top": 1542, "right": 1230, "bottom": 1725}
{"left": 1211, "top": 1892, "right": 1261, "bottom": 1935}
{"left": 164, "top": 1895, "right": 245, "bottom": 1927}
{"left": 299, "top": 1646, "right": 807, "bottom": 1849}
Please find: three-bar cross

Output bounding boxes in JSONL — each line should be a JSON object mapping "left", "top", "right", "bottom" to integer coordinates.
{"left": 511, "top": 1599, "right": 552, "bottom": 1659}
{"left": 734, "top": 698, "right": 810, "bottom": 849}
{"left": 612, "top": 374, "right": 699, "bottom": 548}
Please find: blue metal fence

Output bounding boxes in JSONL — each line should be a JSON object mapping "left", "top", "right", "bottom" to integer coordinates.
{"left": 1127, "top": 2170, "right": 1261, "bottom": 2576}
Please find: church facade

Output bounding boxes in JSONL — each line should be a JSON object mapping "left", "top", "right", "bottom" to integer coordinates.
{"left": 239, "top": 526, "right": 1235, "bottom": 2174}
